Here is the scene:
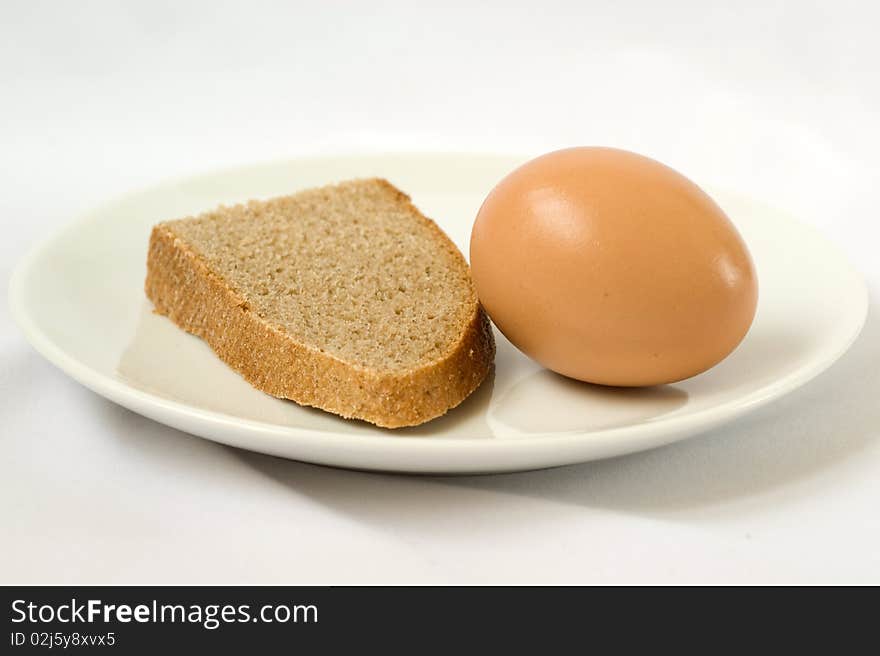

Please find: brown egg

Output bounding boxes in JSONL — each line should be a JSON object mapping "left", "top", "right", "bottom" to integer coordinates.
{"left": 470, "top": 147, "right": 758, "bottom": 386}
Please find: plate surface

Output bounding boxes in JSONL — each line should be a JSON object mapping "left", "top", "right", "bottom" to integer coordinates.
{"left": 9, "top": 154, "right": 868, "bottom": 473}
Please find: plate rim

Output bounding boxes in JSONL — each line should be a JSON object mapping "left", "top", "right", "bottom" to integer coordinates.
{"left": 7, "top": 153, "right": 870, "bottom": 463}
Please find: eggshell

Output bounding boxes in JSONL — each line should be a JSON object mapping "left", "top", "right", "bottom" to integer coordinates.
{"left": 469, "top": 147, "right": 758, "bottom": 386}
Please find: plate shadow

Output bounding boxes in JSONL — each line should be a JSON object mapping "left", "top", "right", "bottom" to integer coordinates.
{"left": 230, "top": 292, "right": 879, "bottom": 521}
{"left": 97, "top": 293, "right": 878, "bottom": 525}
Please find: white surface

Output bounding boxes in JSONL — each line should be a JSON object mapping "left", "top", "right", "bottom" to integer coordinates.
{"left": 2, "top": 0, "right": 879, "bottom": 582}
{"left": 9, "top": 154, "right": 867, "bottom": 473}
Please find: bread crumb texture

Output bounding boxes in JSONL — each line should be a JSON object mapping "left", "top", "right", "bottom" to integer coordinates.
{"left": 145, "top": 178, "right": 495, "bottom": 428}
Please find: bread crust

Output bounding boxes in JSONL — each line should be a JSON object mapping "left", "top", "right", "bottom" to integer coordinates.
{"left": 144, "top": 192, "right": 495, "bottom": 428}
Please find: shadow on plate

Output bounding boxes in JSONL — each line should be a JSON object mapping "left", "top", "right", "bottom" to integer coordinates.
{"left": 489, "top": 369, "right": 687, "bottom": 433}
{"left": 116, "top": 301, "right": 499, "bottom": 437}
{"left": 230, "top": 294, "right": 878, "bottom": 520}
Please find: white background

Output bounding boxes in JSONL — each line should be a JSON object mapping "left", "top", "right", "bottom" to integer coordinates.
{"left": 2, "top": 0, "right": 879, "bottom": 583}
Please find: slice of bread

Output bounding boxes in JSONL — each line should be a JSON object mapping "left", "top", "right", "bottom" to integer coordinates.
{"left": 145, "top": 178, "right": 495, "bottom": 428}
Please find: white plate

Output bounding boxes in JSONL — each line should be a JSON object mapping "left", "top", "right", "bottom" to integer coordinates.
{"left": 9, "top": 154, "right": 868, "bottom": 474}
